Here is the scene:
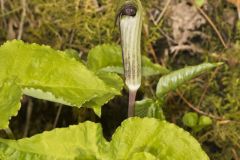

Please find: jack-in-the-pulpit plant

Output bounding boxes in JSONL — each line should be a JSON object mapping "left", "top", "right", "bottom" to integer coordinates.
{"left": 0, "top": 0, "right": 220, "bottom": 159}
{"left": 0, "top": 40, "right": 214, "bottom": 160}
{"left": 117, "top": 0, "right": 143, "bottom": 117}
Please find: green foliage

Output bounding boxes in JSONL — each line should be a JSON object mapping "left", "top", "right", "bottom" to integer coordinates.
{"left": 87, "top": 44, "right": 169, "bottom": 76}
{"left": 0, "top": 0, "right": 238, "bottom": 159}
{"left": 202, "top": 121, "right": 240, "bottom": 159}
{"left": 137, "top": 63, "right": 220, "bottom": 120}
{"left": 142, "top": 56, "right": 169, "bottom": 76}
{"left": 198, "top": 116, "right": 212, "bottom": 127}
{"left": 85, "top": 71, "right": 124, "bottom": 116}
{"left": 182, "top": 112, "right": 199, "bottom": 128}
{"left": 87, "top": 44, "right": 122, "bottom": 72}
{"left": 175, "top": 47, "right": 240, "bottom": 158}
{"left": 129, "top": 152, "right": 157, "bottom": 160}
{"left": 0, "top": 40, "right": 123, "bottom": 129}
{"left": 182, "top": 112, "right": 212, "bottom": 132}
{"left": 195, "top": 0, "right": 205, "bottom": 7}
{"left": 0, "top": 118, "right": 209, "bottom": 160}
{"left": 0, "top": 80, "right": 22, "bottom": 129}
{"left": 135, "top": 99, "right": 165, "bottom": 119}
{"left": 0, "top": 41, "right": 210, "bottom": 160}
{"left": 156, "top": 63, "right": 221, "bottom": 98}
{"left": 193, "top": 116, "right": 213, "bottom": 132}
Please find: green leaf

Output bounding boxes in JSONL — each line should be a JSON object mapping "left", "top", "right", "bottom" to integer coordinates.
{"left": 0, "top": 40, "right": 121, "bottom": 128}
{"left": 0, "top": 118, "right": 209, "bottom": 160}
{"left": 0, "top": 79, "right": 22, "bottom": 129}
{"left": 135, "top": 99, "right": 165, "bottom": 120}
{"left": 129, "top": 152, "right": 157, "bottom": 160}
{"left": 142, "top": 56, "right": 169, "bottom": 76}
{"left": 156, "top": 63, "right": 221, "bottom": 97}
{"left": 195, "top": 0, "right": 205, "bottom": 7}
{"left": 193, "top": 116, "right": 213, "bottom": 132}
{"left": 64, "top": 49, "right": 82, "bottom": 62}
{"left": 109, "top": 118, "right": 209, "bottom": 160}
{"left": 0, "top": 121, "right": 105, "bottom": 160}
{"left": 87, "top": 44, "right": 122, "bottom": 72}
{"left": 198, "top": 116, "right": 212, "bottom": 127}
{"left": 87, "top": 44, "right": 169, "bottom": 76}
{"left": 182, "top": 112, "right": 199, "bottom": 128}
{"left": 85, "top": 71, "right": 124, "bottom": 117}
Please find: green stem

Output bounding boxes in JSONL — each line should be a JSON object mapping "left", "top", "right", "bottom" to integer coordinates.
{"left": 128, "top": 89, "right": 137, "bottom": 117}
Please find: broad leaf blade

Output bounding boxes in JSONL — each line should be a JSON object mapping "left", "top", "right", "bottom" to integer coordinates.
{"left": 0, "top": 118, "right": 209, "bottom": 160}
{"left": 87, "top": 44, "right": 122, "bottom": 72}
{"left": 85, "top": 71, "right": 124, "bottom": 116}
{"left": 129, "top": 152, "right": 157, "bottom": 160}
{"left": 109, "top": 118, "right": 209, "bottom": 160}
{"left": 87, "top": 44, "right": 169, "bottom": 76}
{"left": 0, "top": 80, "right": 22, "bottom": 129}
{"left": 0, "top": 40, "right": 122, "bottom": 128}
{"left": 142, "top": 56, "right": 169, "bottom": 76}
{"left": 156, "top": 63, "right": 221, "bottom": 97}
{"left": 0, "top": 40, "right": 119, "bottom": 108}
{"left": 0, "top": 121, "right": 106, "bottom": 160}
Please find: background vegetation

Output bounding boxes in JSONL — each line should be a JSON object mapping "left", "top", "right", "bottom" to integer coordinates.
{"left": 0, "top": 0, "right": 239, "bottom": 159}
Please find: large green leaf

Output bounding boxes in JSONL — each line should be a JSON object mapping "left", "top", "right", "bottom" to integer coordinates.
{"left": 87, "top": 44, "right": 122, "bottom": 72}
{"left": 156, "top": 63, "right": 221, "bottom": 97}
{"left": 0, "top": 40, "right": 122, "bottom": 129}
{"left": 0, "top": 121, "right": 105, "bottom": 160}
{"left": 84, "top": 71, "right": 124, "bottom": 116}
{"left": 87, "top": 44, "right": 169, "bottom": 76}
{"left": 0, "top": 79, "right": 22, "bottom": 129}
{"left": 0, "top": 118, "right": 209, "bottom": 160}
{"left": 129, "top": 152, "right": 157, "bottom": 160}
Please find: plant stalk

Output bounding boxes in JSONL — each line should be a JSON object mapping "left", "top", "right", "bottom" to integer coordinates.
{"left": 128, "top": 89, "right": 137, "bottom": 117}
{"left": 117, "top": 0, "right": 143, "bottom": 117}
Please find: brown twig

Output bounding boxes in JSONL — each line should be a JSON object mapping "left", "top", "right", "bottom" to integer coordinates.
{"left": 155, "top": 0, "right": 171, "bottom": 24}
{"left": 149, "top": 0, "right": 171, "bottom": 26}
{"left": 142, "top": 22, "right": 159, "bottom": 63}
{"left": 17, "top": 0, "right": 27, "bottom": 39}
{"left": 146, "top": 0, "right": 172, "bottom": 64}
{"left": 232, "top": 148, "right": 239, "bottom": 160}
{"left": 193, "top": 2, "right": 228, "bottom": 48}
{"left": 217, "top": 119, "right": 232, "bottom": 125}
{"left": 170, "top": 44, "right": 204, "bottom": 53}
{"left": 53, "top": 105, "right": 63, "bottom": 128}
{"left": 4, "top": 128, "right": 15, "bottom": 139}
{"left": 0, "top": 0, "right": 4, "bottom": 15}
{"left": 158, "top": 28, "right": 176, "bottom": 44}
{"left": 176, "top": 90, "right": 224, "bottom": 120}
{"left": 23, "top": 99, "right": 33, "bottom": 137}
{"left": 0, "top": 0, "right": 6, "bottom": 26}
{"left": 148, "top": 43, "right": 159, "bottom": 63}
